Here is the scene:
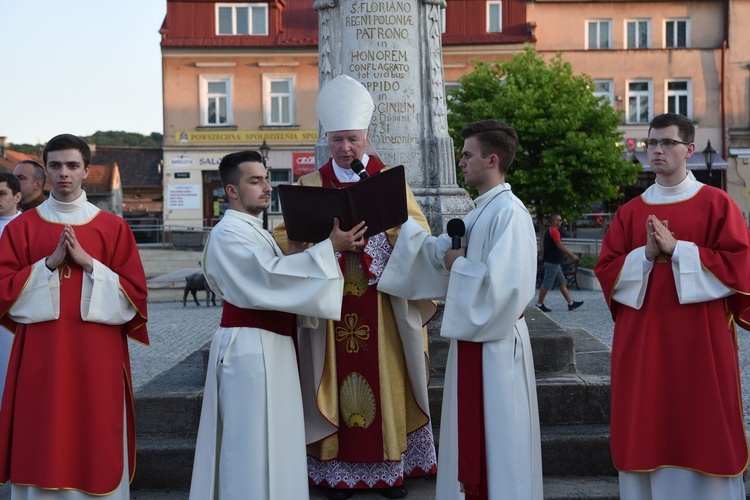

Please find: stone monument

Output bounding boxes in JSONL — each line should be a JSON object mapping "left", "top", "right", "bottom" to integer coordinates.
{"left": 313, "top": 0, "right": 474, "bottom": 234}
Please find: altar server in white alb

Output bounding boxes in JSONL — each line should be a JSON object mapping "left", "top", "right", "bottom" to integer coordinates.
{"left": 379, "top": 119, "right": 543, "bottom": 500}
{"left": 189, "top": 150, "right": 367, "bottom": 500}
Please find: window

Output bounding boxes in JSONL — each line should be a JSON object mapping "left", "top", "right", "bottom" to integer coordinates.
{"left": 216, "top": 3, "right": 268, "bottom": 35}
{"left": 665, "top": 19, "right": 689, "bottom": 48}
{"left": 269, "top": 169, "right": 291, "bottom": 213}
{"left": 441, "top": 6, "right": 446, "bottom": 33}
{"left": 199, "top": 75, "right": 233, "bottom": 126}
{"left": 487, "top": 1, "right": 502, "bottom": 33}
{"left": 262, "top": 75, "right": 295, "bottom": 126}
{"left": 626, "top": 80, "right": 652, "bottom": 124}
{"left": 666, "top": 79, "right": 691, "bottom": 117}
{"left": 587, "top": 20, "right": 612, "bottom": 49}
{"left": 626, "top": 19, "right": 650, "bottom": 49}
{"left": 593, "top": 79, "right": 615, "bottom": 106}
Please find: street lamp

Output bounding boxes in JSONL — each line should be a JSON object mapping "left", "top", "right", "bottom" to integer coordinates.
{"left": 703, "top": 140, "right": 716, "bottom": 187}
{"left": 259, "top": 139, "right": 271, "bottom": 229}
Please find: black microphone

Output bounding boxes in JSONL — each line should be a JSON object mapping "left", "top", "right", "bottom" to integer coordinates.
{"left": 350, "top": 159, "right": 370, "bottom": 179}
{"left": 447, "top": 218, "right": 465, "bottom": 250}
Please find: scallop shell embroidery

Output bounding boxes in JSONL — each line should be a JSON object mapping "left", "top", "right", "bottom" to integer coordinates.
{"left": 339, "top": 372, "right": 376, "bottom": 428}
{"left": 343, "top": 253, "right": 368, "bottom": 297}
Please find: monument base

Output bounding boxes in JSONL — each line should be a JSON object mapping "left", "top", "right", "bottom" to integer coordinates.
{"left": 413, "top": 187, "right": 475, "bottom": 236}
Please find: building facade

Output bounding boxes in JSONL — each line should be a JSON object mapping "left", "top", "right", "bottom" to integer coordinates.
{"left": 160, "top": 0, "right": 749, "bottom": 228}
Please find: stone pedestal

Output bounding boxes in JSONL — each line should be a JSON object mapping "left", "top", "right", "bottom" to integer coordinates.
{"left": 314, "top": 0, "right": 474, "bottom": 234}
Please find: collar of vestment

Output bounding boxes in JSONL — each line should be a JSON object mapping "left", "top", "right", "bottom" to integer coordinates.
{"left": 223, "top": 208, "right": 264, "bottom": 228}
{"left": 38, "top": 191, "right": 100, "bottom": 224}
{"left": 332, "top": 153, "right": 371, "bottom": 183}
{"left": 643, "top": 171, "right": 702, "bottom": 204}
{"left": 474, "top": 182, "right": 511, "bottom": 207}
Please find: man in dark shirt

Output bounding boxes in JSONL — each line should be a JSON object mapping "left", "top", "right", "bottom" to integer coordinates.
{"left": 535, "top": 213, "right": 583, "bottom": 312}
{"left": 13, "top": 160, "right": 46, "bottom": 211}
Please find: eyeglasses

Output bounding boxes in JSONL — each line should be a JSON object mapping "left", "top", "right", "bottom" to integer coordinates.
{"left": 646, "top": 139, "right": 692, "bottom": 149}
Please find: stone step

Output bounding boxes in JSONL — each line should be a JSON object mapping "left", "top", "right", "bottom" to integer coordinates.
{"left": 134, "top": 355, "right": 610, "bottom": 437}
{"left": 543, "top": 476, "right": 619, "bottom": 500}
{"left": 536, "top": 374, "right": 610, "bottom": 425}
{"left": 132, "top": 426, "right": 617, "bottom": 491}
{"left": 132, "top": 435, "right": 196, "bottom": 490}
{"left": 541, "top": 425, "right": 616, "bottom": 476}
{"left": 130, "top": 476, "right": 623, "bottom": 500}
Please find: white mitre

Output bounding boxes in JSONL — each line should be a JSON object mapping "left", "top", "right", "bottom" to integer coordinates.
{"left": 316, "top": 75, "right": 375, "bottom": 133}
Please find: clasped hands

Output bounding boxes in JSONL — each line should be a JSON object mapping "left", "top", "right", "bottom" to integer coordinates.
{"left": 645, "top": 214, "right": 677, "bottom": 262}
{"left": 45, "top": 224, "right": 95, "bottom": 274}
{"left": 287, "top": 218, "right": 368, "bottom": 255}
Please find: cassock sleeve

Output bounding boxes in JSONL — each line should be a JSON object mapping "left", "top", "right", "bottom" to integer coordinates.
{"left": 378, "top": 217, "right": 451, "bottom": 300}
{"left": 6, "top": 260, "right": 61, "bottom": 324}
{"left": 205, "top": 220, "right": 344, "bottom": 320}
{"left": 80, "top": 258, "right": 138, "bottom": 325}
{"left": 440, "top": 207, "right": 536, "bottom": 343}
{"left": 595, "top": 209, "right": 645, "bottom": 318}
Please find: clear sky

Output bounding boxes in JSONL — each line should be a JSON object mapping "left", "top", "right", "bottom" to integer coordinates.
{"left": 0, "top": 0, "right": 167, "bottom": 146}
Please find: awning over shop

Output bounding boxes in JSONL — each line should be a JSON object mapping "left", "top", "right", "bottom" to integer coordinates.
{"left": 631, "top": 151, "right": 728, "bottom": 171}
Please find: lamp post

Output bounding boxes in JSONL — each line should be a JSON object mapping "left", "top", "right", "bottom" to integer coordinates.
{"left": 703, "top": 140, "right": 716, "bottom": 187}
{"left": 259, "top": 139, "right": 271, "bottom": 229}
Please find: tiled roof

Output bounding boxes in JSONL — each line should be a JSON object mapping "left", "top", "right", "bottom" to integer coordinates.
{"left": 91, "top": 146, "right": 163, "bottom": 188}
{"left": 42, "top": 163, "right": 120, "bottom": 194}
{"left": 85, "top": 164, "right": 119, "bottom": 194}
{"left": 161, "top": 0, "right": 531, "bottom": 49}
{"left": 0, "top": 150, "right": 39, "bottom": 174}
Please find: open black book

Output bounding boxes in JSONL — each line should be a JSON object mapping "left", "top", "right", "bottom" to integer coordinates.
{"left": 277, "top": 165, "right": 408, "bottom": 243}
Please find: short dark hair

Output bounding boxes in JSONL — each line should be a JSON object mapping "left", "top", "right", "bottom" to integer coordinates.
{"left": 0, "top": 172, "right": 21, "bottom": 196}
{"left": 460, "top": 119, "right": 519, "bottom": 173}
{"left": 649, "top": 113, "right": 695, "bottom": 144}
{"left": 16, "top": 160, "right": 46, "bottom": 185}
{"left": 218, "top": 150, "right": 265, "bottom": 191}
{"left": 42, "top": 134, "right": 92, "bottom": 167}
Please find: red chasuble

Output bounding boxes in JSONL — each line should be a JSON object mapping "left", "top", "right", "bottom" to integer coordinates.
{"left": 0, "top": 209, "right": 149, "bottom": 493}
{"left": 595, "top": 186, "right": 750, "bottom": 476}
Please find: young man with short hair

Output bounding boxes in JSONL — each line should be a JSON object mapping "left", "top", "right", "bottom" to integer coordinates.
{"left": 0, "top": 133, "right": 148, "bottom": 499}
{"left": 190, "top": 150, "right": 367, "bottom": 500}
{"left": 380, "top": 119, "right": 543, "bottom": 499}
{"left": 0, "top": 172, "right": 21, "bottom": 234}
{"left": 596, "top": 113, "right": 750, "bottom": 499}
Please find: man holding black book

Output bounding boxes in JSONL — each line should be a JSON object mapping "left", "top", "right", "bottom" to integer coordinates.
{"left": 379, "top": 120, "right": 543, "bottom": 499}
{"left": 275, "top": 74, "right": 437, "bottom": 499}
{"left": 189, "top": 150, "right": 367, "bottom": 500}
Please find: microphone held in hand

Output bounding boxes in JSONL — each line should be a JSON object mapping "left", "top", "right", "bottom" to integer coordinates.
{"left": 350, "top": 159, "right": 370, "bottom": 179}
{"left": 447, "top": 218, "right": 465, "bottom": 250}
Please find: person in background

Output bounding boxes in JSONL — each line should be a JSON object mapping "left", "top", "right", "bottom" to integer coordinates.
{"left": 595, "top": 113, "right": 750, "bottom": 499}
{"left": 13, "top": 160, "right": 46, "bottom": 211}
{"left": 535, "top": 213, "right": 584, "bottom": 312}
{"left": 0, "top": 171, "right": 22, "bottom": 406}
{"left": 0, "top": 172, "right": 21, "bottom": 234}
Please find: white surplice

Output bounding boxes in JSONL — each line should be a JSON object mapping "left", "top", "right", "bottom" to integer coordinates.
{"left": 189, "top": 209, "right": 345, "bottom": 500}
{"left": 379, "top": 183, "right": 543, "bottom": 500}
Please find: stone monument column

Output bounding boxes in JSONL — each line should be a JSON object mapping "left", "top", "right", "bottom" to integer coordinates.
{"left": 313, "top": 0, "right": 473, "bottom": 234}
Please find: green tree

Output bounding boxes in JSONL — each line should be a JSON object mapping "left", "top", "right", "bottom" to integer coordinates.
{"left": 83, "top": 131, "right": 163, "bottom": 147}
{"left": 447, "top": 45, "right": 639, "bottom": 231}
{"left": 10, "top": 131, "right": 163, "bottom": 154}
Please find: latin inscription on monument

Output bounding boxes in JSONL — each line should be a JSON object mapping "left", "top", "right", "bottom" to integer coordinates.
{"left": 343, "top": 1, "right": 421, "bottom": 167}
